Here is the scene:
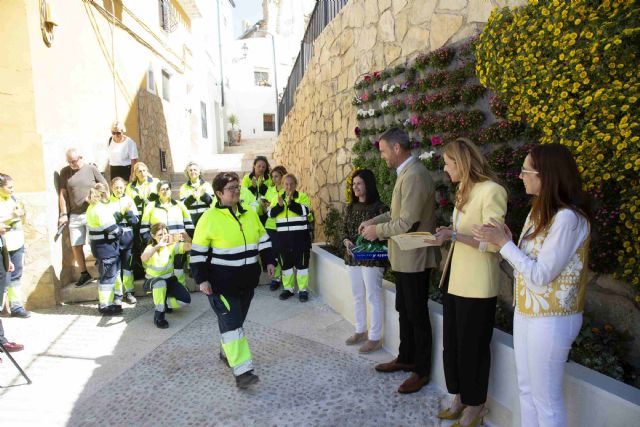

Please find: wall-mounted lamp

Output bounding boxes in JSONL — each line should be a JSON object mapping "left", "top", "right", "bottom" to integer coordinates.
{"left": 40, "top": 0, "right": 58, "bottom": 47}
{"left": 241, "top": 43, "right": 249, "bottom": 59}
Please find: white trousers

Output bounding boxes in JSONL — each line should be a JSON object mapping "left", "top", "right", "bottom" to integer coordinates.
{"left": 514, "top": 312, "right": 583, "bottom": 427}
{"left": 347, "top": 265, "right": 384, "bottom": 340}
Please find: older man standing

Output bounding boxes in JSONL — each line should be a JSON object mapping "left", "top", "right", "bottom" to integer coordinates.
{"left": 359, "top": 128, "right": 439, "bottom": 394}
{"left": 58, "top": 148, "right": 108, "bottom": 287}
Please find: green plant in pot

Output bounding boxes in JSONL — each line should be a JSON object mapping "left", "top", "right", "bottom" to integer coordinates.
{"left": 228, "top": 114, "right": 240, "bottom": 145}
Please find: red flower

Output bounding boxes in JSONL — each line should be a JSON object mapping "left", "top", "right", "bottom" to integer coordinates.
{"left": 362, "top": 92, "right": 369, "bottom": 102}
{"left": 355, "top": 127, "right": 361, "bottom": 137}
{"left": 373, "top": 71, "right": 381, "bottom": 78}
{"left": 363, "top": 74, "right": 372, "bottom": 82}
{"left": 431, "top": 135, "right": 443, "bottom": 146}
{"left": 439, "top": 199, "right": 448, "bottom": 207}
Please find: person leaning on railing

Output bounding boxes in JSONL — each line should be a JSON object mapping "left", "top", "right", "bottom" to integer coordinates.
{"left": 472, "top": 144, "right": 591, "bottom": 427}
{"left": 428, "top": 138, "right": 507, "bottom": 427}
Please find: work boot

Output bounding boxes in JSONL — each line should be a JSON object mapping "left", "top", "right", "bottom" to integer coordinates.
{"left": 235, "top": 371, "right": 260, "bottom": 389}
{"left": 154, "top": 310, "right": 169, "bottom": 329}
{"left": 75, "top": 271, "right": 93, "bottom": 287}
{"left": 99, "top": 305, "right": 122, "bottom": 316}
{"left": 124, "top": 292, "right": 137, "bottom": 304}
{"left": 279, "top": 290, "right": 294, "bottom": 300}
{"left": 10, "top": 308, "right": 31, "bottom": 318}
{"left": 298, "top": 291, "right": 309, "bottom": 302}
{"left": 269, "top": 280, "right": 280, "bottom": 291}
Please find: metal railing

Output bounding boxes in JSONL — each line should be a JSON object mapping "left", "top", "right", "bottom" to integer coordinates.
{"left": 278, "top": 0, "right": 350, "bottom": 133}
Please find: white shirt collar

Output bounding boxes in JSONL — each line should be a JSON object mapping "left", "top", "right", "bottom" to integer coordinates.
{"left": 396, "top": 156, "right": 414, "bottom": 175}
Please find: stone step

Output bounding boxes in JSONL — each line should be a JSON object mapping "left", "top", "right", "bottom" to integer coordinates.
{"left": 60, "top": 277, "right": 199, "bottom": 304}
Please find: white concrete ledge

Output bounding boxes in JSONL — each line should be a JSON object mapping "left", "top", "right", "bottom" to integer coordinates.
{"left": 310, "top": 243, "right": 640, "bottom": 427}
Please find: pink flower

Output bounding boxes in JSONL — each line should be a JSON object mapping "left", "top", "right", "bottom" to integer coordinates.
{"left": 409, "top": 115, "right": 420, "bottom": 126}
{"left": 431, "top": 135, "right": 443, "bottom": 146}
{"left": 373, "top": 71, "right": 381, "bottom": 78}
{"left": 363, "top": 74, "right": 372, "bottom": 82}
{"left": 362, "top": 92, "right": 369, "bottom": 102}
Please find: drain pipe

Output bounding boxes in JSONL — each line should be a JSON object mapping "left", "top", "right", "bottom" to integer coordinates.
{"left": 216, "top": 0, "right": 225, "bottom": 107}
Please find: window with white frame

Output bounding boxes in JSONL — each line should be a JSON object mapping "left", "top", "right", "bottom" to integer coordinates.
{"left": 161, "top": 69, "right": 171, "bottom": 101}
{"left": 146, "top": 66, "right": 156, "bottom": 94}
{"left": 254, "top": 70, "right": 270, "bottom": 87}
{"left": 201, "top": 101, "right": 208, "bottom": 138}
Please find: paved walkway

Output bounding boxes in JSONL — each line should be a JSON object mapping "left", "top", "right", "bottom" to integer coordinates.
{"left": 1, "top": 287, "right": 449, "bottom": 426}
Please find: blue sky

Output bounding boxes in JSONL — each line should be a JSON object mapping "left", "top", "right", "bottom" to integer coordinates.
{"left": 232, "top": 0, "right": 263, "bottom": 37}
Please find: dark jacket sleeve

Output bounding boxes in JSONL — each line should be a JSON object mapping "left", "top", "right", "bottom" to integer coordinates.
{"left": 124, "top": 210, "right": 139, "bottom": 225}
{"left": 269, "top": 204, "right": 285, "bottom": 218}
{"left": 201, "top": 192, "right": 213, "bottom": 206}
{"left": 183, "top": 195, "right": 197, "bottom": 208}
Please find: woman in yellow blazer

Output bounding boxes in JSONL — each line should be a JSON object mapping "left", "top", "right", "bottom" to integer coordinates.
{"left": 430, "top": 138, "right": 507, "bottom": 427}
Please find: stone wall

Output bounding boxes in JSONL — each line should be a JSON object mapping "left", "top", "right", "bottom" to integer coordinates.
{"left": 274, "top": 0, "right": 526, "bottom": 237}
{"left": 274, "top": 0, "right": 640, "bottom": 367}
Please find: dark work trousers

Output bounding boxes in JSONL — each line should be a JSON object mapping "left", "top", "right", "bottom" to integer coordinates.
{"left": 208, "top": 288, "right": 254, "bottom": 335}
{"left": 442, "top": 276, "right": 497, "bottom": 406}
{"left": 266, "top": 229, "right": 280, "bottom": 279}
{"left": 395, "top": 269, "right": 432, "bottom": 377}
{"left": 109, "top": 165, "right": 131, "bottom": 182}
{"left": 131, "top": 221, "right": 145, "bottom": 280}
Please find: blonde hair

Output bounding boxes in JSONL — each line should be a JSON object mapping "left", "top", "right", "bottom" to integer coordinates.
{"left": 111, "top": 177, "right": 127, "bottom": 188}
{"left": 111, "top": 120, "right": 126, "bottom": 132}
{"left": 183, "top": 161, "right": 201, "bottom": 179}
{"left": 283, "top": 173, "right": 298, "bottom": 186}
{"left": 133, "top": 162, "right": 150, "bottom": 176}
{"left": 87, "top": 183, "right": 110, "bottom": 204}
{"left": 443, "top": 138, "right": 499, "bottom": 211}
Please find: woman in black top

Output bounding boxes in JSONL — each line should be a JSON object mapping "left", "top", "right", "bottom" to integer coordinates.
{"left": 341, "top": 169, "right": 388, "bottom": 353}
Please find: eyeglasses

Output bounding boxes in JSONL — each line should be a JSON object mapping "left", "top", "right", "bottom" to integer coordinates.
{"left": 223, "top": 185, "right": 241, "bottom": 193}
{"left": 111, "top": 131, "right": 122, "bottom": 135}
{"left": 67, "top": 157, "right": 81, "bottom": 164}
{"left": 520, "top": 168, "right": 539, "bottom": 175}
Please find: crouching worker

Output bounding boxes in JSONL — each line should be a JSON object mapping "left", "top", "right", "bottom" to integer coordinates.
{"left": 190, "top": 172, "right": 275, "bottom": 389}
{"left": 141, "top": 223, "right": 191, "bottom": 329}
{"left": 86, "top": 183, "right": 123, "bottom": 316}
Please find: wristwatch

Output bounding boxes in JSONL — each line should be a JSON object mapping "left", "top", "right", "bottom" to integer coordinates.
{"left": 451, "top": 231, "right": 457, "bottom": 242}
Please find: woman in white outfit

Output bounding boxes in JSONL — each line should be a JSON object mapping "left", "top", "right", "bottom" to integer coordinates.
{"left": 473, "top": 144, "right": 591, "bottom": 427}
{"left": 108, "top": 121, "right": 139, "bottom": 182}
{"left": 341, "top": 169, "right": 389, "bottom": 353}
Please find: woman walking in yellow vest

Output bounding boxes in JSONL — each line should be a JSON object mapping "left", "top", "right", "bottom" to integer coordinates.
{"left": 141, "top": 223, "right": 191, "bottom": 328}
{"left": 263, "top": 165, "right": 287, "bottom": 290}
{"left": 86, "top": 183, "right": 123, "bottom": 316}
{"left": 0, "top": 174, "right": 30, "bottom": 318}
{"left": 109, "top": 177, "right": 139, "bottom": 305}
{"left": 191, "top": 172, "right": 275, "bottom": 388}
{"left": 473, "top": 144, "right": 591, "bottom": 427}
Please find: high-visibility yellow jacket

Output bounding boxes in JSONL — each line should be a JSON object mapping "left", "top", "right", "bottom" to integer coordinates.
{"left": 140, "top": 199, "right": 193, "bottom": 244}
{"left": 86, "top": 201, "right": 121, "bottom": 259}
{"left": 125, "top": 177, "right": 159, "bottom": 214}
{"left": 179, "top": 179, "right": 215, "bottom": 226}
{"left": 143, "top": 242, "right": 186, "bottom": 279}
{"left": 263, "top": 186, "right": 285, "bottom": 231}
{"left": 190, "top": 202, "right": 274, "bottom": 296}
{"left": 109, "top": 193, "right": 139, "bottom": 249}
{"left": 267, "top": 191, "right": 312, "bottom": 250}
{"left": 0, "top": 194, "right": 24, "bottom": 251}
{"left": 241, "top": 173, "right": 273, "bottom": 201}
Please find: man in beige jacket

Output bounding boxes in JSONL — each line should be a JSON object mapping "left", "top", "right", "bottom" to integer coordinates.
{"left": 360, "top": 128, "right": 439, "bottom": 394}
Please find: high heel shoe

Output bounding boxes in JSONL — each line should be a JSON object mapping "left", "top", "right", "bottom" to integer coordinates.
{"left": 451, "top": 406, "right": 489, "bottom": 427}
{"left": 436, "top": 404, "right": 467, "bottom": 420}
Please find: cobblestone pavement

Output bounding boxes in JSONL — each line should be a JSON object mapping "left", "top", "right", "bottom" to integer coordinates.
{"left": 0, "top": 287, "right": 450, "bottom": 426}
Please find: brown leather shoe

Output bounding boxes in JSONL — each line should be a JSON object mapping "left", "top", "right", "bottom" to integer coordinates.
{"left": 374, "top": 358, "right": 416, "bottom": 373}
{"left": 397, "top": 372, "right": 430, "bottom": 394}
